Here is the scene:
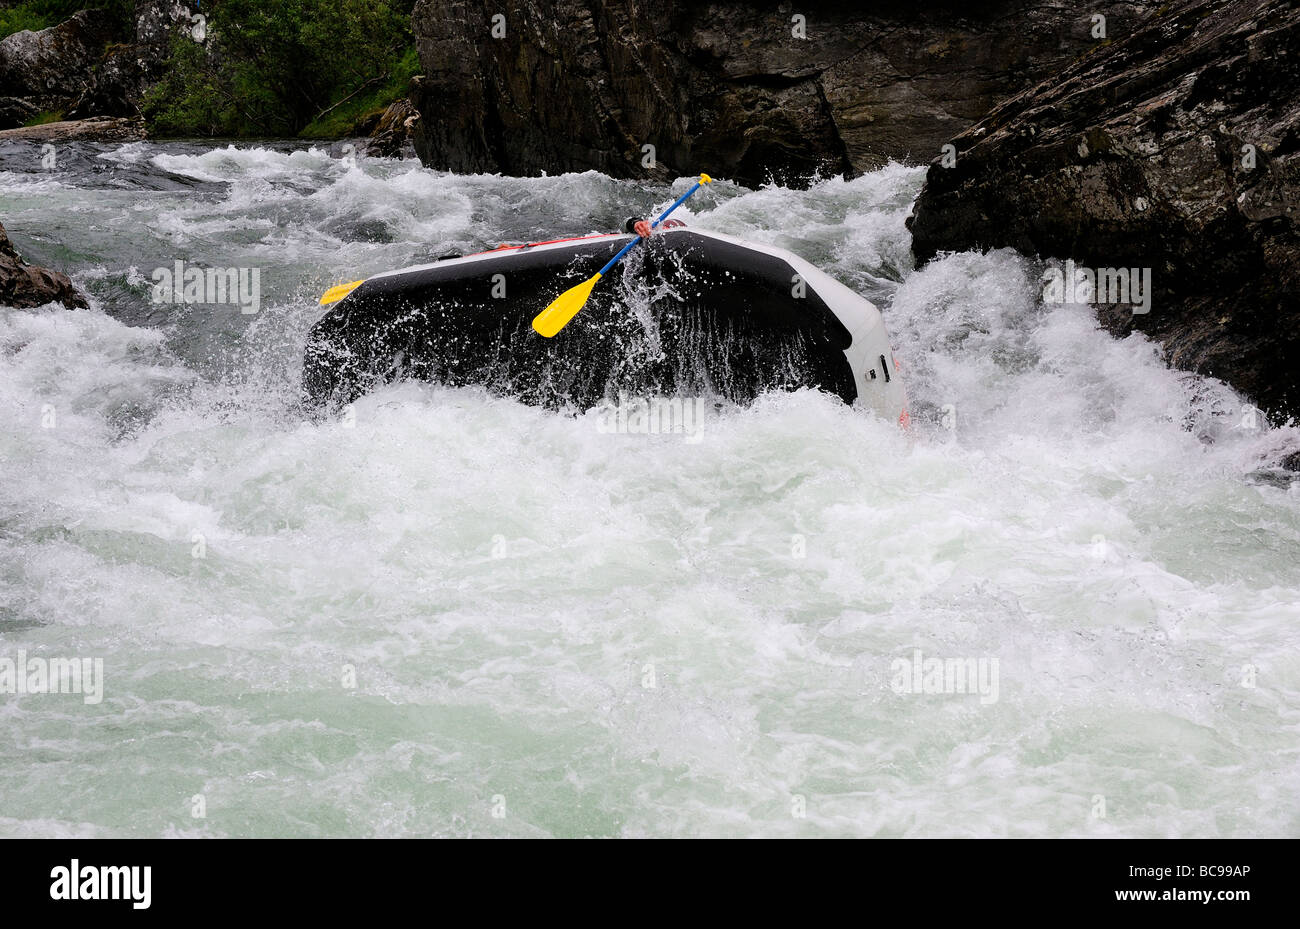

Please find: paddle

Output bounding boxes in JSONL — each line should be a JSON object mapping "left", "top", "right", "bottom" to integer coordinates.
{"left": 531, "top": 173, "right": 713, "bottom": 337}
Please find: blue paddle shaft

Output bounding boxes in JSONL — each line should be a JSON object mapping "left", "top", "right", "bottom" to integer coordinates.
{"left": 598, "top": 237, "right": 643, "bottom": 276}
{"left": 653, "top": 180, "right": 705, "bottom": 227}
{"left": 597, "top": 179, "right": 706, "bottom": 276}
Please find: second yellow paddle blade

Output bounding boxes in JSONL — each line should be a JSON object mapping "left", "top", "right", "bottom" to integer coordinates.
{"left": 532, "top": 273, "right": 601, "bottom": 337}
{"left": 320, "top": 279, "right": 365, "bottom": 305}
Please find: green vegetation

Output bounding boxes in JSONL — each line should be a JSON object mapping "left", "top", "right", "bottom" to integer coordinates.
{"left": 0, "top": 6, "right": 50, "bottom": 38}
{"left": 0, "top": 1, "right": 131, "bottom": 41}
{"left": 142, "top": 0, "right": 418, "bottom": 139}
{"left": 23, "top": 110, "right": 65, "bottom": 126}
{"left": 299, "top": 46, "right": 420, "bottom": 138}
{"left": 1, "top": 0, "right": 417, "bottom": 140}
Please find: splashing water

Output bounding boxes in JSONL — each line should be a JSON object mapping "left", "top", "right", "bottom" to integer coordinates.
{"left": 0, "top": 142, "right": 1297, "bottom": 837}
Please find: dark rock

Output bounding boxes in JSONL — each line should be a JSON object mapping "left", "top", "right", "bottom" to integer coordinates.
{"left": 366, "top": 97, "right": 421, "bottom": 158}
{"left": 907, "top": 0, "right": 1300, "bottom": 422}
{"left": 0, "top": 2, "right": 194, "bottom": 128}
{"left": 0, "top": 9, "right": 124, "bottom": 127}
{"left": 66, "top": 44, "right": 149, "bottom": 121}
{"left": 409, "top": 0, "right": 1158, "bottom": 186}
{"left": 0, "top": 96, "right": 40, "bottom": 127}
{"left": 0, "top": 222, "right": 88, "bottom": 309}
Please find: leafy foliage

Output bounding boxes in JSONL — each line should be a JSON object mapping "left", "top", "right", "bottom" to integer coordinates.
{"left": 142, "top": 0, "right": 418, "bottom": 138}
{"left": 23, "top": 109, "right": 66, "bottom": 126}
{"left": 0, "top": 1, "right": 132, "bottom": 41}
{"left": 299, "top": 46, "right": 420, "bottom": 139}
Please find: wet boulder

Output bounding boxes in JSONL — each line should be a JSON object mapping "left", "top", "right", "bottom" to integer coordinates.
{"left": 0, "top": 222, "right": 88, "bottom": 309}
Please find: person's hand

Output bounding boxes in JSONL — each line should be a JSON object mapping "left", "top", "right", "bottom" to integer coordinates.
{"left": 633, "top": 219, "right": 653, "bottom": 238}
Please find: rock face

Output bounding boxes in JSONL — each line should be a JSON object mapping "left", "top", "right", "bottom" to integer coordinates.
{"left": 0, "top": 9, "right": 125, "bottom": 126}
{"left": 0, "top": 222, "right": 87, "bottom": 310}
{"left": 907, "top": 0, "right": 1300, "bottom": 422}
{"left": 409, "top": 0, "right": 1157, "bottom": 186}
{"left": 0, "top": 2, "right": 190, "bottom": 129}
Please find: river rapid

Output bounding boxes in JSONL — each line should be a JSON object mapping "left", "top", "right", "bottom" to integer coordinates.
{"left": 1, "top": 141, "right": 1297, "bottom": 837}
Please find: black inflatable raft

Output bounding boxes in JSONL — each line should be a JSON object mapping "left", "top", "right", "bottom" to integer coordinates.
{"left": 303, "top": 227, "right": 907, "bottom": 421}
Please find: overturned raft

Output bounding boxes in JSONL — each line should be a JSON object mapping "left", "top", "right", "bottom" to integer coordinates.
{"left": 303, "top": 227, "right": 907, "bottom": 421}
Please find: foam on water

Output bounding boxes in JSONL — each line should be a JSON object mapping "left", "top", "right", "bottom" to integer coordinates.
{"left": 1, "top": 144, "right": 1297, "bottom": 836}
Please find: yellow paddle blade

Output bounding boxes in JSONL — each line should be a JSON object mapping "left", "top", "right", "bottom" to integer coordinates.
{"left": 319, "top": 279, "right": 365, "bottom": 305}
{"left": 532, "top": 273, "right": 602, "bottom": 337}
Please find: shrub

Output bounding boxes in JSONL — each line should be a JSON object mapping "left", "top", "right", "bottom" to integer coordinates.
{"left": 143, "top": 0, "right": 417, "bottom": 138}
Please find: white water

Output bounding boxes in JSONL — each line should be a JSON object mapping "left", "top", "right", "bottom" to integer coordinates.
{"left": 1, "top": 144, "right": 1298, "bottom": 837}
